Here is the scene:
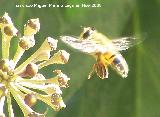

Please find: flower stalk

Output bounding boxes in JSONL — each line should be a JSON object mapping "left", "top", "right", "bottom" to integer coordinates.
{"left": 6, "top": 92, "right": 15, "bottom": 117}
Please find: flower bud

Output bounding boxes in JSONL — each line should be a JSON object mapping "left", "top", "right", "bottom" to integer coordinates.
{"left": 19, "top": 63, "right": 39, "bottom": 77}
{"left": 53, "top": 70, "right": 70, "bottom": 88}
{"left": 24, "top": 93, "right": 37, "bottom": 107}
{"left": 50, "top": 50, "right": 70, "bottom": 64}
{"left": 42, "top": 37, "right": 58, "bottom": 51}
{"left": 51, "top": 93, "right": 61, "bottom": 105}
{"left": 38, "top": 50, "right": 70, "bottom": 69}
{"left": 33, "top": 37, "right": 58, "bottom": 64}
{"left": 1, "top": 12, "right": 13, "bottom": 25}
{"left": 3, "top": 25, "right": 18, "bottom": 37}
{"left": 25, "top": 63, "right": 38, "bottom": 77}
{"left": 19, "top": 36, "right": 35, "bottom": 50}
{"left": 51, "top": 93, "right": 66, "bottom": 111}
{"left": 24, "top": 18, "right": 40, "bottom": 36}
{"left": 0, "top": 59, "right": 15, "bottom": 72}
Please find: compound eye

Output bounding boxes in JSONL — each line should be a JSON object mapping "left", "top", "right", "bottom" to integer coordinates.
{"left": 83, "top": 30, "right": 90, "bottom": 39}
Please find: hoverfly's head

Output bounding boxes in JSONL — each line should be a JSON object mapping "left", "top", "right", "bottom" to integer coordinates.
{"left": 80, "top": 26, "right": 95, "bottom": 40}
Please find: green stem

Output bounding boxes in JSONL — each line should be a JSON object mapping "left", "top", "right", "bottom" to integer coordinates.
{"left": 0, "top": 96, "right": 5, "bottom": 116}
{"left": 133, "top": 3, "right": 143, "bottom": 117}
{"left": 13, "top": 46, "right": 25, "bottom": 66}
{"left": 6, "top": 92, "right": 14, "bottom": 117}
{"left": 2, "top": 34, "right": 11, "bottom": 59}
{"left": 14, "top": 38, "right": 52, "bottom": 74}
{"left": 14, "top": 51, "right": 38, "bottom": 74}
{"left": 8, "top": 82, "right": 32, "bottom": 116}
{"left": 16, "top": 83, "right": 57, "bottom": 110}
{"left": 16, "top": 76, "right": 59, "bottom": 85}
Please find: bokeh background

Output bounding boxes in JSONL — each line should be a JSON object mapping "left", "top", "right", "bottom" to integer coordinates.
{"left": 0, "top": 0, "right": 160, "bottom": 117}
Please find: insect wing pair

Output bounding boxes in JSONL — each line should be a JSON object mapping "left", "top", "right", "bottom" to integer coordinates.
{"left": 61, "top": 29, "right": 141, "bottom": 79}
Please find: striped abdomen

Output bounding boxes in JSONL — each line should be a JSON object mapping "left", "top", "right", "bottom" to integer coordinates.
{"left": 102, "top": 52, "right": 129, "bottom": 78}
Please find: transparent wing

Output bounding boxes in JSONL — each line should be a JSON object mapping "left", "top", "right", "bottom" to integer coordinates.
{"left": 61, "top": 36, "right": 108, "bottom": 54}
{"left": 112, "top": 37, "right": 143, "bottom": 51}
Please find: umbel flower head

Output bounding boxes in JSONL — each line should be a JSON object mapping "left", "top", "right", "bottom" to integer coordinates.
{"left": 0, "top": 13, "right": 70, "bottom": 117}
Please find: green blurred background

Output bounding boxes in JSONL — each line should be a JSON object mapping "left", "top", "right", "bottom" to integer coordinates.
{"left": 0, "top": 0, "right": 160, "bottom": 117}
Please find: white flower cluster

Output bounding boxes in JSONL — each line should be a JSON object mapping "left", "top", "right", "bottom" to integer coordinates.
{"left": 0, "top": 13, "right": 70, "bottom": 117}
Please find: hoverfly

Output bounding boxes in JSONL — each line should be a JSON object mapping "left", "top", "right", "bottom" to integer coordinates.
{"left": 61, "top": 27, "right": 141, "bottom": 79}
